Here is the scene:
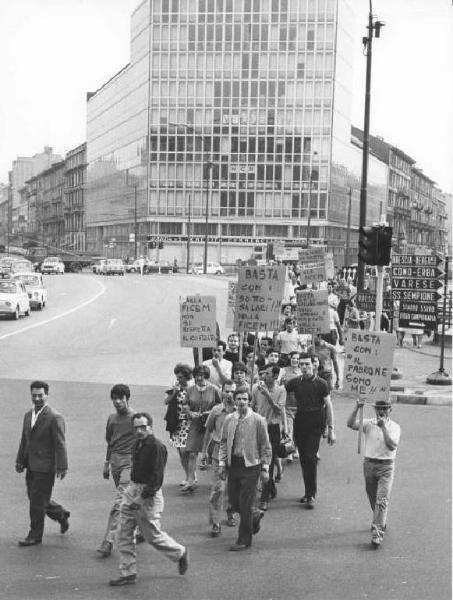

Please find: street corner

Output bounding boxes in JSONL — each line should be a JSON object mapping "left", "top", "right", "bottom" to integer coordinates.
{"left": 391, "top": 389, "right": 452, "bottom": 406}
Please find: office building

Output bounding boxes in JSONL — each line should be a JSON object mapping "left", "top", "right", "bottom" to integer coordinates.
{"left": 86, "top": 0, "right": 388, "bottom": 265}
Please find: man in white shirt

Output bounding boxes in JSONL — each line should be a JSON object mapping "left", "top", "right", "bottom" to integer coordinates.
{"left": 203, "top": 342, "right": 232, "bottom": 388}
{"left": 251, "top": 365, "right": 287, "bottom": 511}
{"left": 347, "top": 398, "right": 401, "bottom": 549}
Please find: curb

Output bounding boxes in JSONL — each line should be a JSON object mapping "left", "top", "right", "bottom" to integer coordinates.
{"left": 391, "top": 392, "right": 452, "bottom": 406}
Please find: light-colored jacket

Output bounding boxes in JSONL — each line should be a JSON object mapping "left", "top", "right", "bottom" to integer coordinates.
{"left": 219, "top": 409, "right": 272, "bottom": 469}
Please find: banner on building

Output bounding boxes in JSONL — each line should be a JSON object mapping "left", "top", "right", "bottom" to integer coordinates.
{"left": 296, "top": 289, "right": 330, "bottom": 335}
{"left": 180, "top": 295, "right": 217, "bottom": 348}
{"left": 343, "top": 331, "right": 395, "bottom": 402}
{"left": 234, "top": 265, "right": 286, "bottom": 332}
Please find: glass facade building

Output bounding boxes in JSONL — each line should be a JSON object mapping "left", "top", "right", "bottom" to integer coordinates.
{"left": 86, "top": 0, "right": 386, "bottom": 264}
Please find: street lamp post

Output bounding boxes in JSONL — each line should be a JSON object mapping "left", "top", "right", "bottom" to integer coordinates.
{"left": 306, "top": 152, "right": 318, "bottom": 248}
{"left": 345, "top": 186, "right": 353, "bottom": 265}
{"left": 203, "top": 161, "right": 213, "bottom": 275}
{"left": 169, "top": 122, "right": 212, "bottom": 275}
{"left": 357, "top": 0, "right": 385, "bottom": 290}
{"left": 186, "top": 193, "right": 191, "bottom": 274}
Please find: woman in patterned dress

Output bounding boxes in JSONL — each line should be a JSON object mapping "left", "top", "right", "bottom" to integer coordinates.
{"left": 165, "top": 363, "right": 194, "bottom": 486}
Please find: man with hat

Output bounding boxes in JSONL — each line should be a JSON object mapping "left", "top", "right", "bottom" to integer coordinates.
{"left": 347, "top": 397, "right": 401, "bottom": 548}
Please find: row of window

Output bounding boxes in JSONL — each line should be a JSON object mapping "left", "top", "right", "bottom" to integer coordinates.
{"left": 151, "top": 0, "right": 336, "bottom": 20}
{"left": 150, "top": 51, "right": 334, "bottom": 73}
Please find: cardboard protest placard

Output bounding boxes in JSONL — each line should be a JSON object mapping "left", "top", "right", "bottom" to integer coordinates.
{"left": 298, "top": 249, "right": 334, "bottom": 283}
{"left": 234, "top": 265, "right": 286, "bottom": 332}
{"left": 296, "top": 289, "right": 330, "bottom": 335}
{"left": 225, "top": 281, "right": 237, "bottom": 329}
{"left": 324, "top": 253, "right": 335, "bottom": 279}
{"left": 298, "top": 248, "right": 325, "bottom": 264}
{"left": 343, "top": 331, "right": 395, "bottom": 401}
{"left": 180, "top": 295, "right": 217, "bottom": 347}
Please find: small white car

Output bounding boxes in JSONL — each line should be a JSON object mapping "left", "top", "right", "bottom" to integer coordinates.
{"left": 41, "top": 256, "right": 65, "bottom": 274}
{"left": 0, "top": 279, "right": 31, "bottom": 319}
{"left": 102, "top": 259, "right": 125, "bottom": 276}
{"left": 192, "top": 262, "right": 225, "bottom": 275}
{"left": 13, "top": 272, "right": 47, "bottom": 310}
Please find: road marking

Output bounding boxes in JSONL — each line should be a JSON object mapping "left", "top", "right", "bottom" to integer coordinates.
{"left": 0, "top": 279, "right": 106, "bottom": 341}
{"left": 108, "top": 318, "right": 117, "bottom": 329}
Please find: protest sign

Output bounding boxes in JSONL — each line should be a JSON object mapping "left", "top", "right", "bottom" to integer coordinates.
{"left": 226, "top": 281, "right": 237, "bottom": 329}
{"left": 234, "top": 265, "right": 286, "bottom": 332}
{"left": 343, "top": 331, "right": 395, "bottom": 401}
{"left": 180, "top": 295, "right": 217, "bottom": 347}
{"left": 296, "top": 289, "right": 330, "bottom": 335}
{"left": 298, "top": 249, "right": 334, "bottom": 283}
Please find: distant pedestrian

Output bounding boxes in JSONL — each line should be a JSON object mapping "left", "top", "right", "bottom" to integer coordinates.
{"left": 109, "top": 412, "right": 188, "bottom": 586}
{"left": 96, "top": 384, "right": 137, "bottom": 558}
{"left": 16, "top": 380, "right": 70, "bottom": 546}
{"left": 219, "top": 389, "right": 272, "bottom": 551}
{"left": 346, "top": 398, "right": 401, "bottom": 548}
{"left": 138, "top": 256, "right": 145, "bottom": 276}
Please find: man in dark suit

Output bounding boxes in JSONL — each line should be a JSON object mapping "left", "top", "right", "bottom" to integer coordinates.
{"left": 16, "top": 380, "right": 70, "bottom": 546}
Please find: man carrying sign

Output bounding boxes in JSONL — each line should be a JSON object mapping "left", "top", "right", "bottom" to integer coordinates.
{"left": 346, "top": 398, "right": 401, "bottom": 549}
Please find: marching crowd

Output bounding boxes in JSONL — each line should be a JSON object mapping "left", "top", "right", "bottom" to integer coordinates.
{"left": 14, "top": 276, "right": 401, "bottom": 587}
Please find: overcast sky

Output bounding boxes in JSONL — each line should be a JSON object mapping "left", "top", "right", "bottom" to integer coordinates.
{"left": 0, "top": 0, "right": 452, "bottom": 194}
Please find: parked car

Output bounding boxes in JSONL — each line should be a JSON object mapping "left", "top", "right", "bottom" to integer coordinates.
{"left": 102, "top": 258, "right": 125, "bottom": 276}
{"left": 126, "top": 258, "right": 152, "bottom": 273}
{"left": 191, "top": 262, "right": 224, "bottom": 275}
{"left": 92, "top": 259, "right": 107, "bottom": 274}
{"left": 0, "top": 256, "right": 34, "bottom": 275}
{"left": 146, "top": 260, "right": 177, "bottom": 274}
{"left": 0, "top": 279, "right": 31, "bottom": 319}
{"left": 41, "top": 256, "right": 65, "bottom": 274}
{"left": 12, "top": 272, "right": 47, "bottom": 310}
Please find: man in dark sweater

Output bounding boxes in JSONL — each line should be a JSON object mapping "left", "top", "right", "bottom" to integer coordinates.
{"left": 109, "top": 412, "right": 189, "bottom": 586}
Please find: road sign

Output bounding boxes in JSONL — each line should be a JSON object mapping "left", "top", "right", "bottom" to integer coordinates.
{"left": 392, "top": 278, "right": 443, "bottom": 290}
{"left": 391, "top": 254, "right": 444, "bottom": 330}
{"left": 391, "top": 266, "right": 443, "bottom": 279}
{"left": 399, "top": 300, "right": 438, "bottom": 330}
{"left": 392, "top": 254, "right": 443, "bottom": 267}
{"left": 355, "top": 291, "right": 393, "bottom": 313}
{"left": 391, "top": 289, "right": 442, "bottom": 302}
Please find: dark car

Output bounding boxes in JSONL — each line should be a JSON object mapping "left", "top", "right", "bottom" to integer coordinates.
{"left": 147, "top": 261, "right": 177, "bottom": 274}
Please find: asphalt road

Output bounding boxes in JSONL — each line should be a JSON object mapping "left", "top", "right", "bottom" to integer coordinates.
{"left": 0, "top": 273, "right": 451, "bottom": 600}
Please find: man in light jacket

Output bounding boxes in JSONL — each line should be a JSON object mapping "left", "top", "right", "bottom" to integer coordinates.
{"left": 219, "top": 388, "right": 272, "bottom": 551}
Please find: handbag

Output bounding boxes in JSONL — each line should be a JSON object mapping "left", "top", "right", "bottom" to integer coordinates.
{"left": 277, "top": 434, "right": 296, "bottom": 459}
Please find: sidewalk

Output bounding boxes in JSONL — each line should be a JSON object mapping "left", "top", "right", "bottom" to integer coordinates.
{"left": 391, "top": 335, "right": 452, "bottom": 405}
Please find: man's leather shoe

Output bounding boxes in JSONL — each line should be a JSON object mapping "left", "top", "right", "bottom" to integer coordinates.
{"left": 178, "top": 548, "right": 189, "bottom": 574}
{"left": 252, "top": 510, "right": 264, "bottom": 535}
{"left": 60, "top": 512, "right": 70, "bottom": 534}
{"left": 109, "top": 574, "right": 136, "bottom": 586}
{"left": 229, "top": 542, "right": 250, "bottom": 551}
{"left": 18, "top": 537, "right": 42, "bottom": 547}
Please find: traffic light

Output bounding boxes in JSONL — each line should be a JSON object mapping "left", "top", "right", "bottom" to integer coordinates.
{"left": 158, "top": 241, "right": 164, "bottom": 249}
{"left": 358, "top": 226, "right": 378, "bottom": 265}
{"left": 358, "top": 225, "right": 393, "bottom": 266}
{"left": 376, "top": 226, "right": 392, "bottom": 266}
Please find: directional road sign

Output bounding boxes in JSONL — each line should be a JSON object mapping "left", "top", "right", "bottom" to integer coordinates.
{"left": 392, "top": 254, "right": 444, "bottom": 330}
